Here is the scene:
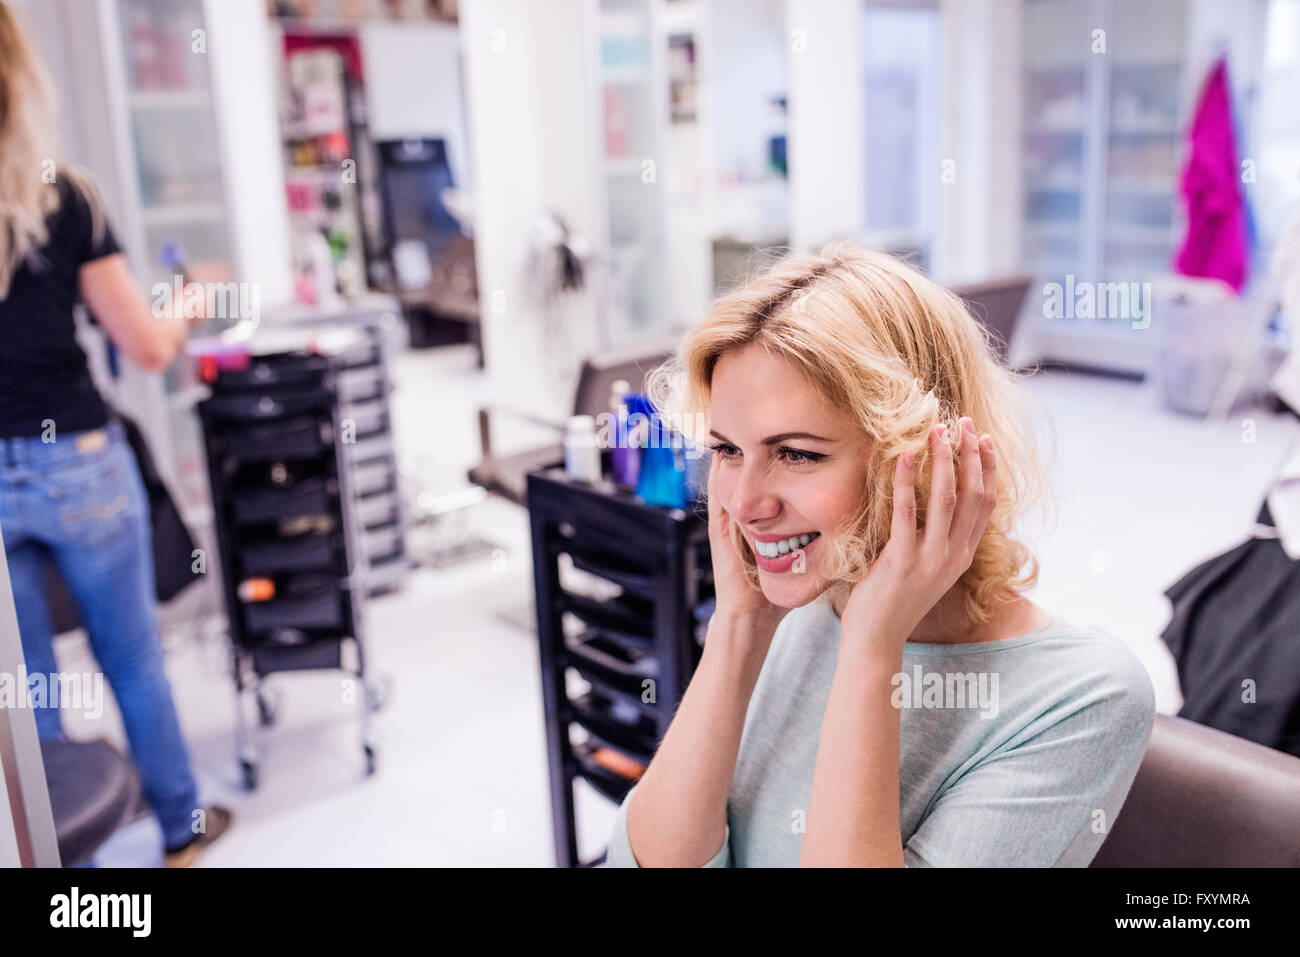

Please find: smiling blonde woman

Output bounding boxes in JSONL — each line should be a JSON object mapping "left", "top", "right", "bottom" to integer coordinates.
{"left": 606, "top": 241, "right": 1155, "bottom": 868}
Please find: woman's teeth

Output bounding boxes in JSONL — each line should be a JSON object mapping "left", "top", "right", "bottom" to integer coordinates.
{"left": 755, "top": 532, "right": 819, "bottom": 558}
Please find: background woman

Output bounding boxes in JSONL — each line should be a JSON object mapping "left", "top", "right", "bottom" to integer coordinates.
{"left": 0, "top": 1, "right": 229, "bottom": 867}
{"left": 606, "top": 241, "right": 1155, "bottom": 867}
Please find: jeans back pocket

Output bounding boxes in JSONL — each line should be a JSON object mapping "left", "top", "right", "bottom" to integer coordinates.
{"left": 47, "top": 442, "right": 141, "bottom": 549}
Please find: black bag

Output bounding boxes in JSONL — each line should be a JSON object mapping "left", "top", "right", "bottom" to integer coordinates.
{"left": 43, "top": 410, "right": 201, "bottom": 634}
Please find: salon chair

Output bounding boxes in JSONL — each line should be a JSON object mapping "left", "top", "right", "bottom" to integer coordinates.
{"left": 41, "top": 738, "right": 140, "bottom": 866}
{"left": 951, "top": 275, "right": 1033, "bottom": 365}
{"left": 1090, "top": 713, "right": 1300, "bottom": 866}
{"left": 469, "top": 344, "right": 675, "bottom": 507}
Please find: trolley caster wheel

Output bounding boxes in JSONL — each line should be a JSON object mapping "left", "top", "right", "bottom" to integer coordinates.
{"left": 241, "top": 758, "right": 259, "bottom": 791}
{"left": 364, "top": 675, "right": 389, "bottom": 713}
{"left": 255, "top": 687, "right": 281, "bottom": 727}
{"left": 364, "top": 745, "right": 377, "bottom": 777}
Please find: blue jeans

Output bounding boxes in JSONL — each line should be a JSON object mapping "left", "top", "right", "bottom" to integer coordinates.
{"left": 0, "top": 421, "right": 200, "bottom": 850}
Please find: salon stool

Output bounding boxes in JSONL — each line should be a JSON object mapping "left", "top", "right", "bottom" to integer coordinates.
{"left": 40, "top": 738, "right": 139, "bottom": 867}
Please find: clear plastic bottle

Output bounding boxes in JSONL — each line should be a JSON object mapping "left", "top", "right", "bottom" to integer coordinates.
{"left": 564, "top": 414, "right": 602, "bottom": 483}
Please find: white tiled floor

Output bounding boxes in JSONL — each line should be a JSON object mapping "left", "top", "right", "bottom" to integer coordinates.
{"left": 64, "top": 345, "right": 1300, "bottom": 866}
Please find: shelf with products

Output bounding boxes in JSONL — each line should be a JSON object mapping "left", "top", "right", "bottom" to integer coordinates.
{"left": 666, "top": 31, "right": 697, "bottom": 124}
{"left": 529, "top": 466, "right": 713, "bottom": 866}
{"left": 118, "top": 0, "right": 234, "bottom": 283}
{"left": 119, "top": 0, "right": 211, "bottom": 93}
{"left": 277, "top": 36, "right": 372, "bottom": 300}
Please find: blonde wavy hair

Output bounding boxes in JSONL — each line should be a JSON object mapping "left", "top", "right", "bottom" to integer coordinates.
{"left": 647, "top": 240, "right": 1058, "bottom": 627}
{"left": 0, "top": 0, "right": 106, "bottom": 298}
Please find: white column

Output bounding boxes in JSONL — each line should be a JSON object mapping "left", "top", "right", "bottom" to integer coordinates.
{"left": 935, "top": 0, "right": 1024, "bottom": 284}
{"left": 460, "top": 0, "right": 600, "bottom": 433}
{"left": 786, "top": 0, "right": 865, "bottom": 253}
{"left": 204, "top": 0, "right": 294, "bottom": 305}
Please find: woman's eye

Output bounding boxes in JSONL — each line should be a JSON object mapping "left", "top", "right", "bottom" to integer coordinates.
{"left": 778, "top": 447, "right": 824, "bottom": 465}
{"left": 707, "top": 442, "right": 740, "bottom": 459}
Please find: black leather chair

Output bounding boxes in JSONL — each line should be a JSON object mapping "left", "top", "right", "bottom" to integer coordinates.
{"left": 41, "top": 738, "right": 139, "bottom": 866}
{"left": 1091, "top": 713, "right": 1300, "bottom": 866}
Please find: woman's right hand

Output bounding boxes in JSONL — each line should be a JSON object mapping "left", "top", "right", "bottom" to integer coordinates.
{"left": 705, "top": 453, "right": 791, "bottom": 641}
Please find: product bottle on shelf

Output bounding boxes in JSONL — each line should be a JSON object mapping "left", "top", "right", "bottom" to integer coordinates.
{"left": 634, "top": 401, "right": 688, "bottom": 509}
{"left": 609, "top": 378, "right": 639, "bottom": 490}
{"left": 564, "top": 414, "right": 602, "bottom": 484}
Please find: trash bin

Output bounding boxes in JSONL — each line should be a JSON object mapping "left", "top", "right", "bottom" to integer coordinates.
{"left": 1149, "top": 276, "right": 1239, "bottom": 416}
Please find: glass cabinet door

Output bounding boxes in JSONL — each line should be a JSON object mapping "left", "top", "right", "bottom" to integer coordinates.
{"left": 596, "top": 0, "right": 668, "bottom": 348}
{"left": 1100, "top": 0, "right": 1186, "bottom": 291}
{"left": 1023, "top": 0, "right": 1090, "bottom": 288}
{"left": 118, "top": 0, "right": 234, "bottom": 292}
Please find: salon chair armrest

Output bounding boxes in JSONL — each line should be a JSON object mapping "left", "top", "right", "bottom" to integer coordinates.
{"left": 477, "top": 405, "right": 567, "bottom": 459}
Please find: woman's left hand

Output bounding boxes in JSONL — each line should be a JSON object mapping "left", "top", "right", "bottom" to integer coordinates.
{"left": 838, "top": 417, "right": 997, "bottom": 649}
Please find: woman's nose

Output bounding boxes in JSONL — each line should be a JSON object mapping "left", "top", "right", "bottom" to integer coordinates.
{"left": 727, "top": 462, "right": 778, "bottom": 526}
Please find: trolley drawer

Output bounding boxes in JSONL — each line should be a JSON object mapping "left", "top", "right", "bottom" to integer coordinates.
{"left": 202, "top": 388, "right": 331, "bottom": 423}
{"left": 230, "top": 477, "right": 332, "bottom": 526}
{"left": 242, "top": 580, "right": 344, "bottom": 634}
{"left": 570, "top": 737, "right": 642, "bottom": 803}
{"left": 251, "top": 640, "right": 343, "bottom": 675}
{"left": 568, "top": 691, "right": 657, "bottom": 763}
{"left": 220, "top": 416, "right": 330, "bottom": 463}
{"left": 559, "top": 591, "right": 655, "bottom": 649}
{"left": 237, "top": 532, "right": 339, "bottom": 575}
{"left": 565, "top": 629, "right": 660, "bottom": 690}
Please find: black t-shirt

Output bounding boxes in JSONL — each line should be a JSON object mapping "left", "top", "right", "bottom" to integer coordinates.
{"left": 0, "top": 177, "right": 122, "bottom": 438}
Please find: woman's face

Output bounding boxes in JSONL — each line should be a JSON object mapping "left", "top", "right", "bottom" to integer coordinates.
{"left": 708, "top": 341, "right": 874, "bottom": 609}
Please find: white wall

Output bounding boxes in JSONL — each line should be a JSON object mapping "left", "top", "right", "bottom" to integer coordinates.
{"left": 205, "top": 0, "right": 295, "bottom": 305}
{"left": 934, "top": 0, "right": 1024, "bottom": 284}
{"left": 786, "top": 0, "right": 865, "bottom": 252}
{"left": 460, "top": 0, "right": 601, "bottom": 433}
{"left": 360, "top": 21, "right": 474, "bottom": 190}
{"left": 708, "top": 0, "right": 786, "bottom": 183}
{"left": 781, "top": 0, "right": 1023, "bottom": 274}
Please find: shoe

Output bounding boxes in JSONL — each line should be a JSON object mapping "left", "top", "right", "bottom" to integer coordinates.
{"left": 163, "top": 805, "right": 233, "bottom": 868}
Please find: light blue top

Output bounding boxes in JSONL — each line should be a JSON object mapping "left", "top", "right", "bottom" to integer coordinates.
{"left": 606, "top": 596, "right": 1156, "bottom": 867}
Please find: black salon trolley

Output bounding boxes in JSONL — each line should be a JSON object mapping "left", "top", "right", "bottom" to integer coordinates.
{"left": 527, "top": 467, "right": 716, "bottom": 867}
{"left": 197, "top": 333, "right": 395, "bottom": 788}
